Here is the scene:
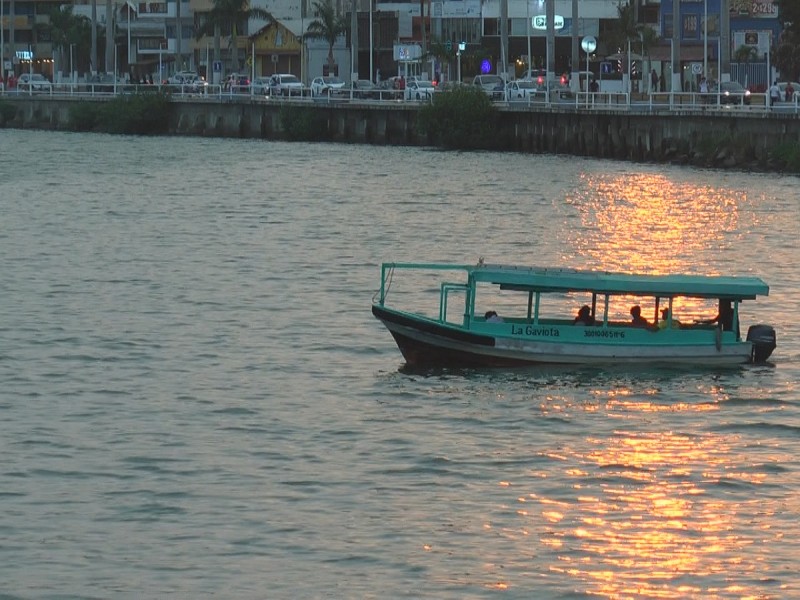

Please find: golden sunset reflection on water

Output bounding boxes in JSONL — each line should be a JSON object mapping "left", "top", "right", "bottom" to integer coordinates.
{"left": 564, "top": 172, "right": 742, "bottom": 276}
{"left": 518, "top": 425, "right": 790, "bottom": 599}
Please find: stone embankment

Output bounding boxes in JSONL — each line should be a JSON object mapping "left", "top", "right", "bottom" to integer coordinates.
{"left": 3, "top": 95, "right": 799, "bottom": 171}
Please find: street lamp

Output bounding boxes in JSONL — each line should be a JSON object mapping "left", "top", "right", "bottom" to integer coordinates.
{"left": 1, "top": 0, "right": 4, "bottom": 81}
{"left": 703, "top": 0, "right": 707, "bottom": 79}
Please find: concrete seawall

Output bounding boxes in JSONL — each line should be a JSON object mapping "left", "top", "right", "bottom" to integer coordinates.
{"left": 3, "top": 95, "right": 800, "bottom": 168}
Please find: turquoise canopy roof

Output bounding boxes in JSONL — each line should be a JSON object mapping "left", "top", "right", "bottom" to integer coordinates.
{"left": 470, "top": 264, "right": 769, "bottom": 299}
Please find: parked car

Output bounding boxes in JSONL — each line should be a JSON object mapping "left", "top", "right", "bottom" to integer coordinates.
{"left": 777, "top": 82, "right": 800, "bottom": 102}
{"left": 224, "top": 73, "right": 250, "bottom": 93}
{"left": 310, "top": 75, "right": 345, "bottom": 97}
{"left": 168, "top": 71, "right": 198, "bottom": 84}
{"left": 85, "top": 73, "right": 124, "bottom": 88}
{"left": 252, "top": 76, "right": 273, "bottom": 95}
{"left": 506, "top": 79, "right": 540, "bottom": 101}
{"left": 519, "top": 68, "right": 547, "bottom": 84}
{"left": 350, "top": 79, "right": 379, "bottom": 99}
{"left": 17, "top": 73, "right": 52, "bottom": 92}
{"left": 269, "top": 73, "right": 305, "bottom": 96}
{"left": 167, "top": 72, "right": 207, "bottom": 93}
{"left": 404, "top": 79, "right": 435, "bottom": 101}
{"left": 472, "top": 74, "right": 505, "bottom": 99}
{"left": 712, "top": 81, "right": 751, "bottom": 105}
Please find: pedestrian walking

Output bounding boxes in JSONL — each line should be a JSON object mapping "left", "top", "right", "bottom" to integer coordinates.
{"left": 769, "top": 80, "right": 781, "bottom": 107}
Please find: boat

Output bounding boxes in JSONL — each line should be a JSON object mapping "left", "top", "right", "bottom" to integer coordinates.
{"left": 371, "top": 261, "right": 777, "bottom": 367}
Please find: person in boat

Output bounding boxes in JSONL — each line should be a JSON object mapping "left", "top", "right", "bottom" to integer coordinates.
{"left": 658, "top": 308, "right": 682, "bottom": 329}
{"left": 573, "top": 305, "right": 595, "bottom": 326}
{"left": 484, "top": 310, "right": 504, "bottom": 323}
{"left": 629, "top": 305, "right": 649, "bottom": 328}
{"left": 699, "top": 299, "right": 735, "bottom": 331}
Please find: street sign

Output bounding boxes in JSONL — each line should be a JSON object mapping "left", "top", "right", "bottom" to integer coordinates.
{"left": 581, "top": 36, "right": 597, "bottom": 54}
{"left": 213, "top": 61, "right": 222, "bottom": 72}
{"left": 691, "top": 62, "right": 703, "bottom": 75}
{"left": 532, "top": 15, "right": 564, "bottom": 30}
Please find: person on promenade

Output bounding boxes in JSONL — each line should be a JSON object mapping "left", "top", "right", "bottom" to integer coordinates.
{"left": 769, "top": 80, "right": 781, "bottom": 107}
{"left": 651, "top": 69, "right": 659, "bottom": 93}
{"left": 786, "top": 82, "right": 795, "bottom": 103}
{"left": 699, "top": 77, "right": 709, "bottom": 104}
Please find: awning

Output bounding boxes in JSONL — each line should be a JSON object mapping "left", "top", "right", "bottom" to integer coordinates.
{"left": 606, "top": 52, "right": 643, "bottom": 61}
{"left": 647, "top": 45, "right": 712, "bottom": 62}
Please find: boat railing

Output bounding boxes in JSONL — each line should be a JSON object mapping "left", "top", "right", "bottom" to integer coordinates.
{"left": 440, "top": 283, "right": 470, "bottom": 323}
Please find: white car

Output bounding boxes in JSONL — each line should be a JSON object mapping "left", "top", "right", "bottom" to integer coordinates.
{"left": 310, "top": 76, "right": 345, "bottom": 97}
{"left": 252, "top": 76, "right": 272, "bottom": 95}
{"left": 167, "top": 71, "right": 207, "bottom": 93}
{"left": 17, "top": 73, "right": 52, "bottom": 92}
{"left": 269, "top": 74, "right": 305, "bottom": 97}
{"left": 472, "top": 74, "right": 505, "bottom": 99}
{"left": 506, "top": 79, "right": 540, "bottom": 101}
{"left": 405, "top": 79, "right": 435, "bottom": 101}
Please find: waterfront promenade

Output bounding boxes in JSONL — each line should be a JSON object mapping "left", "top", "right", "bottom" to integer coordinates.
{"left": 3, "top": 86, "right": 800, "bottom": 171}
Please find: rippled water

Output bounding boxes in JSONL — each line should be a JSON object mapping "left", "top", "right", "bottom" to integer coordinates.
{"left": 2, "top": 129, "right": 799, "bottom": 599}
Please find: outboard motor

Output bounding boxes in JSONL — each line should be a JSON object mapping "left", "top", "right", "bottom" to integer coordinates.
{"left": 746, "top": 324, "right": 777, "bottom": 363}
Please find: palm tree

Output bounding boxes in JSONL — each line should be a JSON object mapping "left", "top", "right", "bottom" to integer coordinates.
{"left": 609, "top": 1, "right": 657, "bottom": 91}
{"left": 196, "top": 0, "right": 273, "bottom": 72}
{"left": 40, "top": 7, "right": 93, "bottom": 78}
{"left": 304, "top": 0, "right": 347, "bottom": 76}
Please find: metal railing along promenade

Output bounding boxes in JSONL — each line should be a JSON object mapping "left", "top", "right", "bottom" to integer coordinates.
{"left": 2, "top": 81, "right": 799, "bottom": 115}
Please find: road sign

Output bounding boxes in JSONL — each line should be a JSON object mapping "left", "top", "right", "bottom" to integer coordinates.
{"left": 213, "top": 61, "right": 222, "bottom": 72}
{"left": 691, "top": 62, "right": 703, "bottom": 75}
{"left": 581, "top": 36, "right": 597, "bottom": 54}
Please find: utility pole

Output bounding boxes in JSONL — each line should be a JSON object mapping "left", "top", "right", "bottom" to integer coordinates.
{"left": 500, "top": 0, "right": 507, "bottom": 79}
{"left": 351, "top": 0, "right": 358, "bottom": 81}
{"left": 105, "top": 0, "right": 113, "bottom": 73}
{"left": 720, "top": 0, "right": 730, "bottom": 82}
{"left": 546, "top": 0, "right": 554, "bottom": 80}
{"left": 570, "top": 0, "right": 578, "bottom": 91}
{"left": 91, "top": 0, "right": 97, "bottom": 73}
{"left": 672, "top": 0, "right": 680, "bottom": 92}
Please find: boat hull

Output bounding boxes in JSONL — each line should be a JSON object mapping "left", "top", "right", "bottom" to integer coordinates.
{"left": 373, "top": 305, "right": 753, "bottom": 367}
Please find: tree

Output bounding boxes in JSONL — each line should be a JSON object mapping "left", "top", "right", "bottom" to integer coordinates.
{"left": 39, "top": 7, "right": 94, "bottom": 77}
{"left": 304, "top": 0, "right": 347, "bottom": 76}
{"left": 608, "top": 1, "right": 658, "bottom": 88}
{"left": 775, "top": 0, "right": 800, "bottom": 80}
{"left": 733, "top": 45, "right": 758, "bottom": 62}
{"left": 196, "top": 0, "right": 273, "bottom": 72}
{"left": 776, "top": 0, "right": 800, "bottom": 38}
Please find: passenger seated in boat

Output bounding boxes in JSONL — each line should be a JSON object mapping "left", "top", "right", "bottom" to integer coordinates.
{"left": 573, "top": 305, "right": 595, "bottom": 326}
{"left": 658, "top": 308, "right": 682, "bottom": 329}
{"left": 698, "top": 300, "right": 735, "bottom": 331}
{"left": 484, "top": 310, "right": 504, "bottom": 323}
{"left": 629, "top": 305, "right": 649, "bottom": 328}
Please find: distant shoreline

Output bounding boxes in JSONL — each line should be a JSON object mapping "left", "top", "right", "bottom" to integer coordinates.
{"left": 3, "top": 95, "right": 800, "bottom": 173}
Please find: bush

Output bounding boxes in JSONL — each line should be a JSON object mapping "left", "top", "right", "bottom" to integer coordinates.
{"left": 69, "top": 92, "right": 171, "bottom": 134}
{"left": 280, "top": 105, "right": 328, "bottom": 141}
{"left": 417, "top": 85, "right": 497, "bottom": 149}
{"left": 771, "top": 141, "right": 800, "bottom": 172}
